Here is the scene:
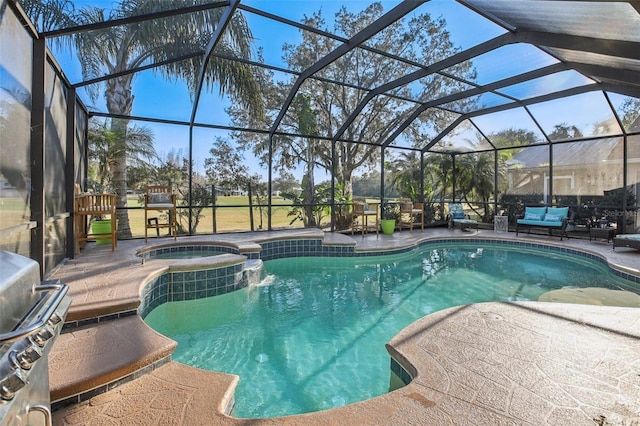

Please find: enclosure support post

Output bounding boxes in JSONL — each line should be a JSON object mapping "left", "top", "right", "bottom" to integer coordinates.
{"left": 420, "top": 152, "right": 425, "bottom": 203}
{"left": 548, "top": 144, "right": 554, "bottom": 205}
{"left": 330, "top": 139, "right": 336, "bottom": 232}
{"left": 452, "top": 154, "right": 456, "bottom": 202}
{"left": 494, "top": 149, "right": 499, "bottom": 214}
{"left": 30, "top": 38, "right": 46, "bottom": 278}
{"left": 380, "top": 147, "right": 386, "bottom": 204}
{"left": 248, "top": 182, "right": 255, "bottom": 232}
{"left": 66, "top": 88, "right": 77, "bottom": 259}
{"left": 188, "top": 126, "right": 193, "bottom": 235}
{"left": 268, "top": 134, "right": 273, "bottom": 231}
{"left": 212, "top": 185, "right": 217, "bottom": 234}
{"left": 623, "top": 134, "right": 628, "bottom": 233}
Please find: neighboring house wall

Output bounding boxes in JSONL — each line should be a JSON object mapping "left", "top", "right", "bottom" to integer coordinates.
{"left": 507, "top": 137, "right": 640, "bottom": 201}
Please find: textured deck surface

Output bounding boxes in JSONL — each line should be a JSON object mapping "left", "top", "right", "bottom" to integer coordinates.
{"left": 48, "top": 228, "right": 640, "bottom": 425}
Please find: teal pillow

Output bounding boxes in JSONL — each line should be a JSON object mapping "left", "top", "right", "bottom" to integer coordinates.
{"left": 546, "top": 207, "right": 568, "bottom": 219}
{"left": 525, "top": 207, "right": 547, "bottom": 216}
{"left": 524, "top": 212, "right": 543, "bottom": 220}
{"left": 544, "top": 213, "right": 562, "bottom": 222}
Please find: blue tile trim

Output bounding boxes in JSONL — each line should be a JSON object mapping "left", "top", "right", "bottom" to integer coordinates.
{"left": 259, "top": 238, "right": 333, "bottom": 260}
{"left": 258, "top": 237, "right": 639, "bottom": 286}
{"left": 62, "top": 310, "right": 137, "bottom": 331}
{"left": 139, "top": 262, "right": 248, "bottom": 318}
{"left": 415, "top": 238, "right": 640, "bottom": 285}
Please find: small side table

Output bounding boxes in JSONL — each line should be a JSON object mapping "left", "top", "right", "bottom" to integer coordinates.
{"left": 589, "top": 227, "right": 615, "bottom": 243}
{"left": 494, "top": 215, "right": 508, "bottom": 233}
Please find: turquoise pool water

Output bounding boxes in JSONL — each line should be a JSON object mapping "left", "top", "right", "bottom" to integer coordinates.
{"left": 143, "top": 243, "right": 637, "bottom": 419}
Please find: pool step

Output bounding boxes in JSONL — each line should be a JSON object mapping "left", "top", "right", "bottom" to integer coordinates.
{"left": 52, "top": 361, "right": 240, "bottom": 425}
{"left": 49, "top": 315, "right": 177, "bottom": 408}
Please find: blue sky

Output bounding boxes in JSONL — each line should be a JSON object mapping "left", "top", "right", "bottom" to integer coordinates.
{"left": 50, "top": 1, "right": 624, "bottom": 182}
{"left": 54, "top": 0, "right": 502, "bottom": 181}
{"left": 56, "top": 1, "right": 400, "bottom": 180}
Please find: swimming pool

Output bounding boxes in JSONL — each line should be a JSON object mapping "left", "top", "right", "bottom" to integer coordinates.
{"left": 143, "top": 241, "right": 640, "bottom": 419}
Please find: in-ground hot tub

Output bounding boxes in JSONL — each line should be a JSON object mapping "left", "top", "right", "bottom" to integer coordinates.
{"left": 137, "top": 243, "right": 240, "bottom": 260}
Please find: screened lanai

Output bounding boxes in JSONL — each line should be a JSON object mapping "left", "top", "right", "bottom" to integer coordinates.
{"left": 1, "top": 0, "right": 639, "bottom": 276}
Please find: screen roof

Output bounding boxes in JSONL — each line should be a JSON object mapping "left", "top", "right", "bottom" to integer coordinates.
{"left": 24, "top": 0, "right": 640, "bottom": 155}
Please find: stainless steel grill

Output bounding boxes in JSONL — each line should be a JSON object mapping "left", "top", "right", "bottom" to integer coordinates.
{"left": 0, "top": 251, "right": 71, "bottom": 426}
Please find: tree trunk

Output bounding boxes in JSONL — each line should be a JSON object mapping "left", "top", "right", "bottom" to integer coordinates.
{"left": 303, "top": 141, "right": 316, "bottom": 227}
{"left": 303, "top": 173, "right": 316, "bottom": 227}
{"left": 105, "top": 75, "right": 134, "bottom": 239}
{"left": 337, "top": 164, "right": 353, "bottom": 230}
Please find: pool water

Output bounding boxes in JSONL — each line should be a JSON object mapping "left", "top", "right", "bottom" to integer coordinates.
{"left": 144, "top": 243, "right": 637, "bottom": 419}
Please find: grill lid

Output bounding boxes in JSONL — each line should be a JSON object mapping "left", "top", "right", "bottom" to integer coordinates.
{"left": 0, "top": 251, "right": 41, "bottom": 335}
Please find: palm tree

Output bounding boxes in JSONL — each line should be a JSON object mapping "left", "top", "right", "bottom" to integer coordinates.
{"left": 424, "top": 153, "right": 454, "bottom": 204}
{"left": 87, "top": 118, "right": 156, "bottom": 193}
{"left": 389, "top": 151, "right": 422, "bottom": 200}
{"left": 457, "top": 152, "right": 496, "bottom": 221}
{"left": 23, "top": 0, "right": 264, "bottom": 238}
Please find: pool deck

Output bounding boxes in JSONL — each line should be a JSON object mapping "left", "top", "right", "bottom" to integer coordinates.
{"left": 48, "top": 228, "right": 640, "bottom": 425}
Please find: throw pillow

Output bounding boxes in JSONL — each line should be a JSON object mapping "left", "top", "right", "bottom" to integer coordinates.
{"left": 524, "top": 212, "right": 542, "bottom": 220}
{"left": 543, "top": 213, "right": 561, "bottom": 222}
{"left": 149, "top": 193, "right": 172, "bottom": 204}
{"left": 452, "top": 211, "right": 465, "bottom": 219}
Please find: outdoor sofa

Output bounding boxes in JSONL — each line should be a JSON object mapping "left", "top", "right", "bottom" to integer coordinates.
{"left": 516, "top": 206, "right": 570, "bottom": 240}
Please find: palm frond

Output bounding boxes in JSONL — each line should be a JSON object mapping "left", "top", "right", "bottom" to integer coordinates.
{"left": 19, "top": 0, "right": 76, "bottom": 32}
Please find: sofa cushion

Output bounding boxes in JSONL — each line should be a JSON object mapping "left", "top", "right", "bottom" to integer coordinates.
{"left": 452, "top": 211, "right": 465, "bottom": 219}
{"left": 546, "top": 206, "right": 568, "bottom": 219}
{"left": 525, "top": 207, "right": 546, "bottom": 215}
{"left": 517, "top": 219, "right": 563, "bottom": 227}
{"left": 615, "top": 234, "right": 640, "bottom": 241}
{"left": 149, "top": 193, "right": 172, "bottom": 204}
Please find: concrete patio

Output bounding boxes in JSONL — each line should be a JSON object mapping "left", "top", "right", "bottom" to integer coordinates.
{"left": 48, "top": 228, "right": 640, "bottom": 425}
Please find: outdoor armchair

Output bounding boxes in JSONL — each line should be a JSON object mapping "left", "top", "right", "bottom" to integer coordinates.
{"left": 144, "top": 185, "right": 178, "bottom": 242}
{"left": 447, "top": 203, "right": 478, "bottom": 231}
{"left": 74, "top": 187, "right": 117, "bottom": 253}
{"left": 352, "top": 199, "right": 379, "bottom": 237}
{"left": 399, "top": 200, "right": 424, "bottom": 231}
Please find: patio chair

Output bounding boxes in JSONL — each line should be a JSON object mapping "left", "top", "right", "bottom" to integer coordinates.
{"left": 144, "top": 185, "right": 177, "bottom": 242}
{"left": 399, "top": 200, "right": 424, "bottom": 231}
{"left": 352, "top": 199, "right": 379, "bottom": 237}
{"left": 448, "top": 202, "right": 478, "bottom": 231}
{"left": 74, "top": 187, "right": 117, "bottom": 253}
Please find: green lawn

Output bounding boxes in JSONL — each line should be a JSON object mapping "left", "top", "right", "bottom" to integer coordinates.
{"left": 0, "top": 195, "right": 310, "bottom": 241}
{"left": 124, "top": 195, "right": 301, "bottom": 237}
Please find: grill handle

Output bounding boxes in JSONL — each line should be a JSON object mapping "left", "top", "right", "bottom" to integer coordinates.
{"left": 0, "top": 282, "right": 69, "bottom": 344}
{"left": 27, "top": 403, "right": 52, "bottom": 426}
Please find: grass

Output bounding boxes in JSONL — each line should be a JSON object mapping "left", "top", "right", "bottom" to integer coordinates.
{"left": 124, "top": 195, "right": 302, "bottom": 238}
{"left": 0, "top": 197, "right": 29, "bottom": 225}
{"left": 1, "top": 195, "right": 317, "bottom": 242}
